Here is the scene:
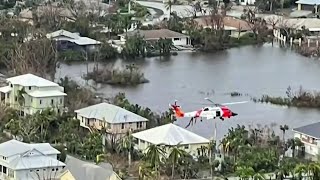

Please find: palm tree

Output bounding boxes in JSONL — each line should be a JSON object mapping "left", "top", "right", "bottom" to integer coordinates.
{"left": 235, "top": 166, "right": 255, "bottom": 180}
{"left": 207, "top": 140, "right": 216, "bottom": 178}
{"left": 117, "top": 130, "right": 134, "bottom": 167}
{"left": 280, "top": 125, "right": 289, "bottom": 143}
{"left": 165, "top": 0, "right": 173, "bottom": 19}
{"left": 144, "top": 144, "right": 165, "bottom": 178}
{"left": 294, "top": 163, "right": 307, "bottom": 180}
{"left": 17, "top": 87, "right": 26, "bottom": 116}
{"left": 308, "top": 162, "right": 320, "bottom": 180}
{"left": 168, "top": 145, "right": 187, "bottom": 179}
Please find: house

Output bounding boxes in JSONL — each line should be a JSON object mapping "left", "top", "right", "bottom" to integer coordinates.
{"left": 0, "top": 139, "right": 66, "bottom": 180}
{"left": 293, "top": 122, "right": 320, "bottom": 159}
{"left": 46, "top": 29, "right": 101, "bottom": 52}
{"left": 193, "top": 16, "right": 252, "bottom": 37}
{"left": 75, "top": 103, "right": 148, "bottom": 138}
{"left": 239, "top": 0, "right": 256, "bottom": 5}
{"left": 119, "top": 29, "right": 191, "bottom": 46}
{"left": 0, "top": 73, "right": 67, "bottom": 115}
{"left": 132, "top": 123, "right": 210, "bottom": 157}
{"left": 296, "top": 0, "right": 320, "bottom": 12}
{"left": 59, "top": 156, "right": 121, "bottom": 180}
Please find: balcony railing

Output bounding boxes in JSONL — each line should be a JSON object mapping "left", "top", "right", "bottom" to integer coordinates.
{"left": 301, "top": 137, "right": 317, "bottom": 145}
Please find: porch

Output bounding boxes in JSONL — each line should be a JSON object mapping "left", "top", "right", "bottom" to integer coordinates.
{"left": 0, "top": 86, "right": 11, "bottom": 104}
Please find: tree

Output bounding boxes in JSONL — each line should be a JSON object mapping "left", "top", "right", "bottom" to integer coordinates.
{"left": 165, "top": 0, "right": 173, "bottom": 18}
{"left": 4, "top": 38, "right": 57, "bottom": 80}
{"left": 144, "top": 144, "right": 165, "bottom": 178}
{"left": 236, "top": 166, "right": 255, "bottom": 180}
{"left": 294, "top": 163, "right": 307, "bottom": 180}
{"left": 117, "top": 130, "right": 134, "bottom": 167}
{"left": 17, "top": 87, "right": 26, "bottom": 116}
{"left": 168, "top": 145, "right": 187, "bottom": 179}
{"left": 81, "top": 131, "right": 104, "bottom": 160}
{"left": 280, "top": 125, "right": 289, "bottom": 143}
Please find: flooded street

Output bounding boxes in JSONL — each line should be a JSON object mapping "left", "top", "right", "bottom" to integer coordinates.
{"left": 56, "top": 43, "right": 320, "bottom": 140}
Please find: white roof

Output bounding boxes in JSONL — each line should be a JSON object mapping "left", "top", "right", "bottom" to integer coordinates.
{"left": 75, "top": 103, "right": 149, "bottom": 124}
{"left": 47, "top": 30, "right": 101, "bottom": 45}
{"left": 296, "top": 0, "right": 320, "bottom": 5}
{"left": 46, "top": 29, "right": 80, "bottom": 39}
{"left": 132, "top": 123, "right": 210, "bottom": 145}
{"left": 10, "top": 153, "right": 65, "bottom": 170}
{"left": 70, "top": 37, "right": 101, "bottom": 45}
{"left": 0, "top": 86, "right": 12, "bottom": 93}
{"left": 0, "top": 140, "right": 60, "bottom": 157}
{"left": 27, "top": 90, "right": 67, "bottom": 97}
{"left": 7, "top": 74, "right": 59, "bottom": 87}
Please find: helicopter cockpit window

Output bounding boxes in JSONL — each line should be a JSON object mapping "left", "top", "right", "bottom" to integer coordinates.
{"left": 203, "top": 108, "right": 209, "bottom": 111}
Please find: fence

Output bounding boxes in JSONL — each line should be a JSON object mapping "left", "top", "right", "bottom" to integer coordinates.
{"left": 273, "top": 29, "right": 320, "bottom": 48}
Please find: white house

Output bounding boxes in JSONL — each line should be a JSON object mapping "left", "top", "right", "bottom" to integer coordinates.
{"left": 119, "top": 29, "right": 191, "bottom": 46}
{"left": 132, "top": 123, "right": 210, "bottom": 157}
{"left": 296, "top": 0, "right": 320, "bottom": 12}
{"left": 0, "top": 73, "right": 67, "bottom": 115}
{"left": 75, "top": 103, "right": 149, "bottom": 139}
{"left": 46, "top": 29, "right": 101, "bottom": 52}
{"left": 293, "top": 122, "right": 320, "bottom": 160}
{"left": 0, "top": 139, "right": 66, "bottom": 180}
{"left": 239, "top": 0, "right": 256, "bottom": 5}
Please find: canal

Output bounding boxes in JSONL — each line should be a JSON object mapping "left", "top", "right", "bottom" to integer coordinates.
{"left": 56, "top": 43, "right": 320, "bottom": 140}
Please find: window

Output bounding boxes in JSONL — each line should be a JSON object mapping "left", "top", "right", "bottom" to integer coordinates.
{"left": 51, "top": 99, "right": 54, "bottom": 105}
{"left": 15, "top": 96, "right": 17, "bottom": 102}
{"left": 31, "top": 98, "right": 33, "bottom": 103}
{"left": 60, "top": 98, "right": 63, "bottom": 104}
{"left": 173, "top": 38, "right": 180, "bottom": 41}
{"left": 203, "top": 108, "right": 209, "bottom": 111}
{"left": 136, "top": 122, "right": 139, "bottom": 128}
{"left": 52, "top": 168, "right": 55, "bottom": 171}
{"left": 139, "top": 122, "right": 143, "bottom": 128}
{"left": 0, "top": 165, "right": 2, "bottom": 172}
{"left": 28, "top": 86, "right": 31, "bottom": 90}
{"left": 6, "top": 93, "right": 9, "bottom": 98}
{"left": 10, "top": 84, "right": 12, "bottom": 87}
{"left": 39, "top": 100, "right": 42, "bottom": 104}
{"left": 121, "top": 123, "right": 124, "bottom": 129}
{"left": 184, "top": 145, "right": 189, "bottom": 149}
{"left": 57, "top": 109, "right": 60, "bottom": 114}
{"left": 3, "top": 166, "right": 7, "bottom": 174}
{"left": 56, "top": 168, "right": 59, "bottom": 171}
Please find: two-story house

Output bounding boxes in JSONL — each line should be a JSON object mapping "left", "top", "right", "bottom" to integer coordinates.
{"left": 0, "top": 74, "right": 67, "bottom": 115}
{"left": 75, "top": 103, "right": 149, "bottom": 139}
{"left": 293, "top": 122, "right": 320, "bottom": 159}
{"left": 0, "top": 139, "right": 66, "bottom": 180}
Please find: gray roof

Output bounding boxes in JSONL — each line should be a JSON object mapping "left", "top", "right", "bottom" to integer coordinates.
{"left": 121, "top": 29, "right": 189, "bottom": 40}
{"left": 75, "top": 103, "right": 149, "bottom": 124}
{"left": 7, "top": 73, "right": 59, "bottom": 87}
{"left": 293, "top": 122, "right": 320, "bottom": 139}
{"left": 0, "top": 139, "right": 60, "bottom": 157}
{"left": 65, "top": 156, "right": 116, "bottom": 180}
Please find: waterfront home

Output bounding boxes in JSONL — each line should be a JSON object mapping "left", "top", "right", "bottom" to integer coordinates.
{"left": 193, "top": 16, "right": 252, "bottom": 37}
{"left": 118, "top": 29, "right": 191, "bottom": 46}
{"left": 293, "top": 122, "right": 320, "bottom": 160}
{"left": 0, "top": 73, "right": 66, "bottom": 115}
{"left": 75, "top": 103, "right": 148, "bottom": 139}
{"left": 46, "top": 29, "right": 101, "bottom": 52}
{"left": 132, "top": 123, "right": 210, "bottom": 157}
{"left": 59, "top": 155, "right": 121, "bottom": 180}
{"left": 296, "top": 0, "right": 320, "bottom": 12}
{"left": 0, "top": 139, "right": 66, "bottom": 180}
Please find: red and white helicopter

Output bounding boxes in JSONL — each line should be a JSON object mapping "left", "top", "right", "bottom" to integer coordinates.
{"left": 169, "top": 98, "right": 248, "bottom": 128}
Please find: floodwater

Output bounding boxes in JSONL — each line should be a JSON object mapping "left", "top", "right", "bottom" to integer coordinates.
{"left": 55, "top": 43, "right": 320, "bottom": 141}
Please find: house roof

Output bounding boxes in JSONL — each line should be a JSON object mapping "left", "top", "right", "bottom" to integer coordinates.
{"left": 122, "top": 29, "right": 189, "bottom": 40}
{"left": 27, "top": 90, "right": 67, "bottom": 97}
{"left": 293, "top": 122, "right": 320, "bottom": 139}
{"left": 9, "top": 154, "right": 65, "bottom": 170}
{"left": 46, "top": 30, "right": 101, "bottom": 45}
{"left": 0, "top": 139, "right": 60, "bottom": 157}
{"left": 46, "top": 29, "right": 80, "bottom": 39}
{"left": 7, "top": 74, "right": 59, "bottom": 87}
{"left": 75, "top": 103, "right": 149, "bottom": 124}
{"left": 193, "top": 16, "right": 252, "bottom": 31}
{"left": 132, "top": 123, "right": 210, "bottom": 145}
{"left": 0, "top": 86, "right": 12, "bottom": 93}
{"left": 64, "top": 155, "right": 118, "bottom": 180}
{"left": 296, "top": 0, "right": 320, "bottom": 5}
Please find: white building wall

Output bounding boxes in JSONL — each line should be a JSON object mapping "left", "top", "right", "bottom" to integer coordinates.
{"left": 239, "top": 0, "right": 256, "bottom": 5}
{"left": 15, "top": 167, "right": 64, "bottom": 180}
{"left": 172, "top": 37, "right": 189, "bottom": 46}
{"left": 294, "top": 132, "right": 320, "bottom": 156}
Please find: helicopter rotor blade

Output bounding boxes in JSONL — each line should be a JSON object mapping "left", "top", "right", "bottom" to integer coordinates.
{"left": 221, "top": 101, "right": 248, "bottom": 106}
